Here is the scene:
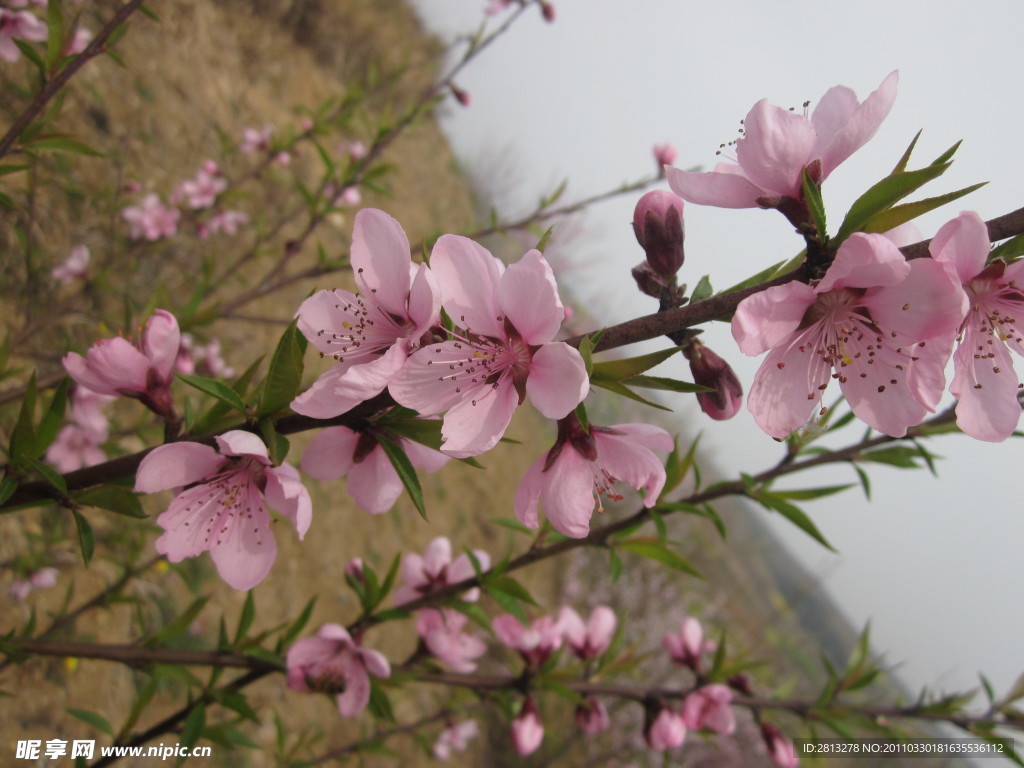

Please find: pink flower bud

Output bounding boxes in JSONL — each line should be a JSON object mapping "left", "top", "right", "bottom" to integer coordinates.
{"left": 631, "top": 261, "right": 670, "bottom": 299}
{"left": 450, "top": 84, "right": 472, "bottom": 107}
{"left": 540, "top": 1, "right": 556, "bottom": 21}
{"left": 511, "top": 699, "right": 544, "bottom": 756}
{"left": 632, "top": 190, "right": 685, "bottom": 278}
{"left": 653, "top": 142, "right": 678, "bottom": 169}
{"left": 575, "top": 696, "right": 610, "bottom": 734}
{"left": 685, "top": 341, "right": 743, "bottom": 421}
{"left": 682, "top": 684, "right": 736, "bottom": 734}
{"left": 663, "top": 616, "right": 704, "bottom": 670}
{"left": 29, "top": 567, "right": 58, "bottom": 589}
{"left": 645, "top": 705, "right": 686, "bottom": 750}
{"left": 345, "top": 557, "right": 364, "bottom": 582}
{"left": 762, "top": 723, "right": 800, "bottom": 767}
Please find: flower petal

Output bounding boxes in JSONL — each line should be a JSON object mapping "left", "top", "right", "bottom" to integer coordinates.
{"left": 265, "top": 462, "right": 312, "bottom": 539}
{"left": 746, "top": 327, "right": 832, "bottom": 438}
{"left": 816, "top": 70, "right": 898, "bottom": 179}
{"left": 525, "top": 342, "right": 588, "bottom": 419}
{"left": 429, "top": 234, "right": 504, "bottom": 338}
{"left": 346, "top": 447, "right": 404, "bottom": 514}
{"left": 300, "top": 426, "right": 358, "bottom": 482}
{"left": 135, "top": 442, "right": 224, "bottom": 492}
{"left": 390, "top": 341, "right": 482, "bottom": 416}
{"left": 732, "top": 282, "right": 816, "bottom": 356}
{"left": 736, "top": 100, "right": 817, "bottom": 198}
{"left": 215, "top": 430, "right": 271, "bottom": 462}
{"left": 499, "top": 250, "right": 564, "bottom": 345}
{"left": 350, "top": 208, "right": 412, "bottom": 315}
{"left": 143, "top": 310, "right": 181, "bottom": 383}
{"left": 440, "top": 379, "right": 519, "bottom": 458}
{"left": 929, "top": 210, "right": 990, "bottom": 284}
{"left": 818, "top": 232, "right": 908, "bottom": 292}
{"left": 207, "top": 486, "right": 277, "bottom": 591}
{"left": 665, "top": 164, "right": 765, "bottom": 208}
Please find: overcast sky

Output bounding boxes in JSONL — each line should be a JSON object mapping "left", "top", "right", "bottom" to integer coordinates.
{"left": 410, "top": 0, "right": 1024, "bottom": 716}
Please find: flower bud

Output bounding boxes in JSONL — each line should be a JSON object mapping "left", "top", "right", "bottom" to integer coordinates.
{"left": 631, "top": 261, "right": 670, "bottom": 299}
{"left": 450, "top": 84, "right": 472, "bottom": 107}
{"left": 685, "top": 341, "right": 743, "bottom": 421}
{"left": 632, "top": 190, "right": 685, "bottom": 278}
{"left": 511, "top": 698, "right": 544, "bottom": 756}
{"left": 345, "top": 557, "right": 364, "bottom": 583}
{"left": 644, "top": 704, "right": 686, "bottom": 750}
{"left": 575, "top": 696, "right": 610, "bottom": 734}
{"left": 761, "top": 723, "right": 800, "bottom": 767}
{"left": 652, "top": 142, "right": 678, "bottom": 169}
{"left": 540, "top": 1, "right": 556, "bottom": 22}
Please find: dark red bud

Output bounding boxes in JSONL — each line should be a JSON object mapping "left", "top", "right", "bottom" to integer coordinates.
{"left": 631, "top": 261, "right": 670, "bottom": 299}
{"left": 686, "top": 342, "right": 743, "bottom": 421}
{"left": 632, "top": 190, "right": 685, "bottom": 278}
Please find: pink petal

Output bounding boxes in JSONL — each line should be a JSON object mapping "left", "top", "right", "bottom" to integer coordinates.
{"left": 525, "top": 342, "right": 588, "bottom": 419}
{"left": 390, "top": 341, "right": 481, "bottom": 416}
{"left": 336, "top": 664, "right": 371, "bottom": 717}
{"left": 746, "top": 328, "right": 832, "bottom": 438}
{"left": 499, "top": 250, "right": 564, "bottom": 345}
{"left": 865, "top": 258, "right": 967, "bottom": 342}
{"left": 143, "top": 310, "right": 181, "bottom": 383}
{"left": 593, "top": 430, "right": 668, "bottom": 505}
{"left": 291, "top": 367, "right": 364, "bottom": 418}
{"left": 134, "top": 442, "right": 224, "bottom": 492}
{"left": 285, "top": 635, "right": 338, "bottom": 690}
{"left": 208, "top": 486, "right": 276, "bottom": 590}
{"left": 818, "top": 232, "right": 908, "bottom": 292}
{"left": 407, "top": 262, "right": 441, "bottom": 335}
{"left": 215, "top": 430, "right": 271, "bottom": 462}
{"left": 423, "top": 537, "right": 452, "bottom": 575}
{"left": 346, "top": 447, "right": 404, "bottom": 514}
{"left": 537, "top": 448, "right": 600, "bottom": 539}
{"left": 606, "top": 423, "right": 674, "bottom": 452}
{"left": 404, "top": 439, "right": 451, "bottom": 473}
{"left": 265, "top": 463, "right": 312, "bottom": 538}
{"left": 514, "top": 457, "right": 547, "bottom": 530}
{"left": 586, "top": 606, "right": 617, "bottom": 651}
{"left": 318, "top": 623, "right": 354, "bottom": 643}
{"left": 295, "top": 289, "right": 361, "bottom": 356}
{"left": 429, "top": 234, "right": 504, "bottom": 337}
{"left": 665, "top": 164, "right": 765, "bottom": 208}
{"left": 732, "top": 282, "right": 816, "bottom": 356}
{"left": 735, "top": 101, "right": 817, "bottom": 198}
{"left": 492, "top": 614, "right": 527, "bottom": 648}
{"left": 951, "top": 327, "right": 1021, "bottom": 441}
{"left": 816, "top": 70, "right": 898, "bottom": 179}
{"left": 350, "top": 208, "right": 413, "bottom": 316}
{"left": 929, "top": 210, "right": 990, "bottom": 284}
{"left": 299, "top": 426, "right": 358, "bottom": 482}
{"left": 154, "top": 485, "right": 222, "bottom": 561}
{"left": 440, "top": 380, "right": 519, "bottom": 458}
{"left": 358, "top": 647, "right": 391, "bottom": 679}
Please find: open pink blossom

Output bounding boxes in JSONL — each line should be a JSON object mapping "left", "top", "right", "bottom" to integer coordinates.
{"left": 171, "top": 163, "right": 227, "bottom": 209}
{"left": 645, "top": 705, "right": 687, "bottom": 750}
{"left": 510, "top": 699, "right": 544, "bottom": 756}
{"left": 51, "top": 245, "right": 90, "bottom": 284}
{"left": 285, "top": 623, "right": 390, "bottom": 717}
{"left": 206, "top": 209, "right": 248, "bottom": 236}
{"left": 558, "top": 605, "right": 616, "bottom": 660}
{"left": 433, "top": 720, "right": 478, "bottom": 760}
{"left": 46, "top": 424, "right": 107, "bottom": 473}
{"left": 292, "top": 208, "right": 440, "bottom": 418}
{"left": 930, "top": 211, "right": 1024, "bottom": 441}
{"left": 515, "top": 416, "right": 673, "bottom": 538}
{"left": 390, "top": 239, "right": 588, "bottom": 458}
{"left": 0, "top": 9, "right": 47, "bottom": 62}
{"left": 682, "top": 684, "right": 736, "bottom": 734}
{"left": 176, "top": 334, "right": 235, "bottom": 379}
{"left": 64, "top": 309, "right": 181, "bottom": 422}
{"left": 135, "top": 430, "right": 312, "bottom": 591}
{"left": 733, "top": 232, "right": 966, "bottom": 438}
{"left": 239, "top": 125, "right": 272, "bottom": 154}
{"left": 122, "top": 194, "right": 180, "bottom": 240}
{"left": 9, "top": 567, "right": 58, "bottom": 602}
{"left": 392, "top": 536, "right": 489, "bottom": 606}
{"left": 416, "top": 608, "right": 487, "bottom": 673}
{"left": 663, "top": 616, "right": 706, "bottom": 671}
{"left": 666, "top": 71, "right": 897, "bottom": 209}
{"left": 493, "top": 613, "right": 563, "bottom": 668}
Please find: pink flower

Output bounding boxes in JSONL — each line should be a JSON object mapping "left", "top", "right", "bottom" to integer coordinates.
{"left": 46, "top": 424, "right": 107, "bottom": 473}
{"left": 292, "top": 208, "right": 440, "bottom": 418}
{"left": 207, "top": 209, "right": 249, "bottom": 236}
{"left": 135, "top": 430, "right": 312, "bottom": 590}
{"left": 684, "top": 341, "right": 743, "bottom": 421}
{"left": 682, "top": 684, "right": 736, "bottom": 734}
{"left": 172, "top": 164, "right": 227, "bottom": 209}
{"left": 0, "top": 9, "right": 47, "bottom": 62}
{"left": 416, "top": 608, "right": 486, "bottom": 673}
{"left": 301, "top": 425, "right": 450, "bottom": 517}
{"left": 8, "top": 568, "right": 58, "bottom": 602}
{"left": 390, "top": 240, "right": 588, "bottom": 458}
{"left": 645, "top": 705, "right": 687, "bottom": 750}
{"left": 762, "top": 723, "right": 800, "bottom": 767}
{"left": 667, "top": 72, "right": 898, "bottom": 209}
{"left": 663, "top": 616, "right": 705, "bottom": 671}
{"left": 239, "top": 125, "right": 272, "bottom": 154}
{"left": 51, "top": 245, "right": 89, "bottom": 284}
{"left": 653, "top": 142, "right": 678, "bottom": 168}
{"left": 392, "top": 536, "right": 489, "bottom": 606}
{"left": 64, "top": 25, "right": 91, "bottom": 55}
{"left": 733, "top": 232, "right": 966, "bottom": 438}
{"left": 122, "top": 194, "right": 180, "bottom": 240}
{"left": 285, "top": 623, "right": 390, "bottom": 717}
{"left": 510, "top": 699, "right": 544, "bottom": 756}
{"left": 575, "top": 696, "right": 611, "bottom": 734}
{"left": 63, "top": 310, "right": 180, "bottom": 421}
{"left": 493, "top": 613, "right": 563, "bottom": 668}
{"left": 930, "top": 211, "right": 1024, "bottom": 441}
{"left": 557, "top": 605, "right": 616, "bottom": 660}
{"left": 484, "top": 0, "right": 516, "bottom": 15}
{"left": 340, "top": 140, "right": 367, "bottom": 160}
{"left": 515, "top": 416, "right": 673, "bottom": 538}
{"left": 432, "top": 720, "right": 478, "bottom": 760}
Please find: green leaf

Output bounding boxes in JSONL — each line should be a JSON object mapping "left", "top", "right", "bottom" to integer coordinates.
{"left": 375, "top": 435, "right": 426, "bottom": 519}
{"left": 484, "top": 575, "right": 539, "bottom": 607}
{"left": 662, "top": 434, "right": 700, "bottom": 497}
{"left": 989, "top": 233, "right": 1024, "bottom": 264}
{"left": 0, "top": 476, "right": 18, "bottom": 507}
{"left": 590, "top": 377, "right": 672, "bottom": 412}
{"left": 577, "top": 333, "right": 595, "bottom": 375}
{"left": 66, "top": 708, "right": 114, "bottom": 737}
{"left": 9, "top": 372, "right": 38, "bottom": 468}
{"left": 180, "top": 702, "right": 206, "bottom": 752}
{"left": 177, "top": 373, "right": 248, "bottom": 414}
{"left": 75, "top": 486, "right": 146, "bottom": 518}
{"left": 234, "top": 592, "right": 256, "bottom": 646}
{"left": 367, "top": 680, "right": 396, "bottom": 723}
{"left": 71, "top": 509, "right": 94, "bottom": 564}
{"left": 534, "top": 226, "right": 555, "bottom": 253}
{"left": 574, "top": 400, "right": 589, "bottom": 433}
{"left": 145, "top": 597, "right": 210, "bottom": 646}
{"left": 278, "top": 597, "right": 316, "bottom": 649}
{"left": 858, "top": 445, "right": 922, "bottom": 468}
{"left": 25, "top": 134, "right": 104, "bottom": 157}
{"left": 258, "top": 320, "right": 306, "bottom": 418}
{"left": 36, "top": 378, "right": 69, "bottom": 455}
{"left": 616, "top": 538, "right": 702, "bottom": 577}
{"left": 257, "top": 421, "right": 290, "bottom": 466}
{"left": 591, "top": 346, "right": 680, "bottom": 383}
{"left": 770, "top": 484, "right": 854, "bottom": 501}
{"left": 627, "top": 374, "right": 711, "bottom": 393}
{"left": 492, "top": 517, "right": 534, "bottom": 536}
{"left": 834, "top": 162, "right": 953, "bottom": 244}
{"left": 381, "top": 416, "right": 442, "bottom": 451}
{"left": 891, "top": 130, "right": 922, "bottom": 174}
{"left": 751, "top": 492, "right": 836, "bottom": 551}
{"left": 860, "top": 182, "right": 987, "bottom": 235}
{"left": 0, "top": 164, "right": 31, "bottom": 178}
{"left": 46, "top": 0, "right": 65, "bottom": 70}
{"left": 689, "top": 274, "right": 714, "bottom": 303}
{"left": 801, "top": 167, "right": 827, "bottom": 240}
{"left": 24, "top": 456, "right": 67, "bottom": 496}
{"left": 607, "top": 547, "right": 623, "bottom": 583}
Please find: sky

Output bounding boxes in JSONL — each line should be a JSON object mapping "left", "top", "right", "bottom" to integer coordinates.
{"left": 410, "top": 0, "right": 1024, "bottom": 720}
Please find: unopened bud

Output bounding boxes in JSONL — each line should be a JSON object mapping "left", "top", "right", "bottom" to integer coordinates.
{"left": 346, "top": 558, "right": 364, "bottom": 583}
{"left": 652, "top": 142, "right": 678, "bottom": 169}
{"left": 450, "top": 84, "right": 472, "bottom": 107}
{"left": 575, "top": 696, "right": 610, "bottom": 734}
{"left": 761, "top": 723, "right": 800, "bottom": 767}
{"left": 685, "top": 341, "right": 743, "bottom": 421}
{"left": 727, "top": 672, "right": 755, "bottom": 697}
{"left": 631, "top": 261, "right": 670, "bottom": 299}
{"left": 632, "top": 190, "right": 685, "bottom": 278}
{"left": 540, "top": 1, "right": 556, "bottom": 22}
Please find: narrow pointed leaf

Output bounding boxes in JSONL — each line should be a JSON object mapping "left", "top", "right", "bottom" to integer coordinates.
{"left": 375, "top": 434, "right": 426, "bottom": 519}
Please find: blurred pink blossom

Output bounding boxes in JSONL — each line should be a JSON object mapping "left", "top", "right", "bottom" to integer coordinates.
{"left": 493, "top": 613, "right": 563, "bottom": 668}
{"left": 558, "top": 605, "right": 616, "bottom": 660}
{"left": 51, "top": 245, "right": 90, "bottom": 284}
{"left": 122, "top": 194, "right": 180, "bottom": 240}
{"left": 391, "top": 536, "right": 489, "bottom": 606}
{"left": 762, "top": 723, "right": 800, "bottom": 767}
{"left": 207, "top": 209, "right": 249, "bottom": 236}
{"left": 0, "top": 9, "right": 47, "bottom": 63}
{"left": 682, "top": 684, "right": 736, "bottom": 734}
{"left": 239, "top": 125, "right": 272, "bottom": 154}
{"left": 432, "top": 719, "right": 478, "bottom": 760}
{"left": 416, "top": 608, "right": 486, "bottom": 673}
{"left": 172, "top": 163, "right": 227, "bottom": 209}
{"left": 510, "top": 699, "right": 544, "bottom": 756}
{"left": 652, "top": 142, "right": 678, "bottom": 168}
{"left": 575, "top": 696, "right": 610, "bottom": 734}
{"left": 645, "top": 705, "right": 687, "bottom": 750}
